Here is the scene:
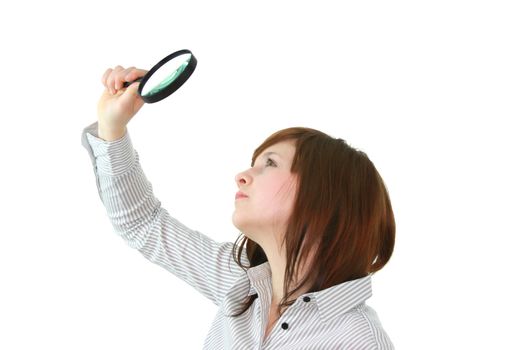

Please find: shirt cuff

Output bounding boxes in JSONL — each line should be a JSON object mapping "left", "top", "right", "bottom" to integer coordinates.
{"left": 82, "top": 121, "right": 136, "bottom": 177}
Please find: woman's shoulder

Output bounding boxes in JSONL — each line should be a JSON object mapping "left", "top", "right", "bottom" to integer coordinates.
{"left": 346, "top": 303, "right": 395, "bottom": 350}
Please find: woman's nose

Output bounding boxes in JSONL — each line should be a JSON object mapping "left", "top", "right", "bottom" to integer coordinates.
{"left": 235, "top": 171, "right": 251, "bottom": 187}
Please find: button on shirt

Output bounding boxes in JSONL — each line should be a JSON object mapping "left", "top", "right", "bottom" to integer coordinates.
{"left": 81, "top": 121, "right": 395, "bottom": 349}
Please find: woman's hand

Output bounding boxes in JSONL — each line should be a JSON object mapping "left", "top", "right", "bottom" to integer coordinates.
{"left": 97, "top": 65, "right": 148, "bottom": 139}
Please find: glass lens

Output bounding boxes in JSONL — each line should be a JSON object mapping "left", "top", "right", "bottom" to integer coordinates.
{"left": 141, "top": 53, "right": 192, "bottom": 97}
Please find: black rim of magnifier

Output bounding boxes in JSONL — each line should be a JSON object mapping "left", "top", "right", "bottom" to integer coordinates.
{"left": 132, "top": 49, "right": 197, "bottom": 103}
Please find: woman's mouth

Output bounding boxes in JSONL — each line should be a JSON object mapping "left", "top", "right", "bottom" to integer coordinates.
{"left": 235, "top": 192, "right": 248, "bottom": 200}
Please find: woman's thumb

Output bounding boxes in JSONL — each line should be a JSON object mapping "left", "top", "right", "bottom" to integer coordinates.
{"left": 121, "top": 82, "right": 142, "bottom": 105}
{"left": 125, "top": 81, "right": 141, "bottom": 97}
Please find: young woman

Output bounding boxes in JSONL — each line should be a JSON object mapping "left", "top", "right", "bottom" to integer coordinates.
{"left": 81, "top": 65, "right": 396, "bottom": 349}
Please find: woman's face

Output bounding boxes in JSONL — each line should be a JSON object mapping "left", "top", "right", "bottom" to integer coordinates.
{"left": 232, "top": 140, "right": 297, "bottom": 246}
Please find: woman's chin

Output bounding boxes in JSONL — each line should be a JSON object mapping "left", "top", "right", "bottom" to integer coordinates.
{"left": 231, "top": 212, "right": 246, "bottom": 231}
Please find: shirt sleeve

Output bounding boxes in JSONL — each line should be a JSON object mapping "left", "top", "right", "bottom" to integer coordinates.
{"left": 80, "top": 121, "right": 248, "bottom": 307}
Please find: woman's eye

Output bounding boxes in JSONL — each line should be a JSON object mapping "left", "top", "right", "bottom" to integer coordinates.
{"left": 265, "top": 158, "right": 276, "bottom": 167}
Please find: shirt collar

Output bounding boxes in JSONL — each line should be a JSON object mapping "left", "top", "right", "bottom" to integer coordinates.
{"left": 246, "top": 262, "right": 373, "bottom": 324}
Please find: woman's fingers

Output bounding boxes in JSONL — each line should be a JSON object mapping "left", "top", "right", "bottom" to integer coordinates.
{"left": 101, "top": 66, "right": 148, "bottom": 95}
{"left": 104, "top": 65, "right": 123, "bottom": 94}
{"left": 101, "top": 68, "right": 112, "bottom": 87}
{"left": 124, "top": 68, "right": 148, "bottom": 83}
{"left": 111, "top": 65, "right": 125, "bottom": 94}
{"left": 115, "top": 66, "right": 137, "bottom": 91}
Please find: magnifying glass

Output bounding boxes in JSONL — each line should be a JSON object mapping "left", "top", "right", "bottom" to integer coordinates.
{"left": 123, "top": 49, "right": 197, "bottom": 103}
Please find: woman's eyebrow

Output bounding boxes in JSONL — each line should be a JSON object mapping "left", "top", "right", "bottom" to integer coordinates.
{"left": 262, "top": 151, "right": 280, "bottom": 158}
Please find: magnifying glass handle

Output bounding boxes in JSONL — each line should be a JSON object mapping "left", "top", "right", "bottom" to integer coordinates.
{"left": 123, "top": 77, "right": 143, "bottom": 88}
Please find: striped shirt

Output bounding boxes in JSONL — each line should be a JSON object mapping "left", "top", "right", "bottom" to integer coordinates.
{"left": 81, "top": 121, "right": 395, "bottom": 350}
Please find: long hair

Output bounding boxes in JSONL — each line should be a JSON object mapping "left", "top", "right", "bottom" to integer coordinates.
{"left": 229, "top": 127, "right": 395, "bottom": 318}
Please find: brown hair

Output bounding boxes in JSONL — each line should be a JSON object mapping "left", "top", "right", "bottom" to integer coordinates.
{"left": 229, "top": 127, "right": 395, "bottom": 318}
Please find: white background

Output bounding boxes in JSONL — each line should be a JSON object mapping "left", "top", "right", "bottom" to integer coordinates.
{"left": 1, "top": 0, "right": 524, "bottom": 349}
